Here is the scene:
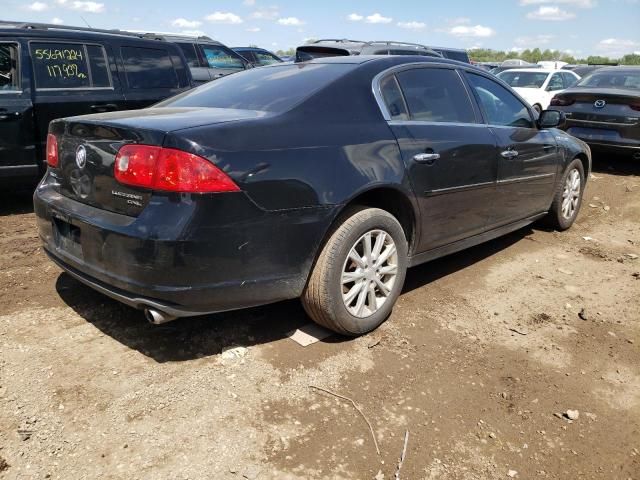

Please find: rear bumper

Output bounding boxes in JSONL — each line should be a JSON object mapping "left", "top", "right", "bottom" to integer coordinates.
{"left": 564, "top": 123, "right": 640, "bottom": 155}
{"left": 34, "top": 178, "right": 337, "bottom": 315}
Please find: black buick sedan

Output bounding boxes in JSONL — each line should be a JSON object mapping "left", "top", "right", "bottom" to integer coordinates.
{"left": 34, "top": 56, "right": 591, "bottom": 335}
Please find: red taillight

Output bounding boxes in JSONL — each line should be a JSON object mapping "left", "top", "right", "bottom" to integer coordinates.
{"left": 630, "top": 102, "right": 640, "bottom": 112}
{"left": 550, "top": 96, "right": 575, "bottom": 107}
{"left": 46, "top": 134, "right": 59, "bottom": 168}
{"left": 114, "top": 144, "right": 240, "bottom": 193}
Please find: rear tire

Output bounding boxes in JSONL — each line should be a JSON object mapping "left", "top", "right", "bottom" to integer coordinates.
{"left": 302, "top": 207, "right": 408, "bottom": 336}
{"left": 545, "top": 158, "right": 585, "bottom": 230}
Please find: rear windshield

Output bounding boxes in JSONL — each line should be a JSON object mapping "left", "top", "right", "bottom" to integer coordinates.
{"left": 157, "top": 63, "right": 352, "bottom": 112}
{"left": 498, "top": 71, "right": 549, "bottom": 88}
{"left": 577, "top": 71, "right": 640, "bottom": 90}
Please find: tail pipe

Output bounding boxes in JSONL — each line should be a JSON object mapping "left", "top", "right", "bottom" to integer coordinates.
{"left": 144, "top": 308, "right": 178, "bottom": 325}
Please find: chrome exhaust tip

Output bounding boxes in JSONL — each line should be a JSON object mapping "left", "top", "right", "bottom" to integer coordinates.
{"left": 144, "top": 308, "right": 177, "bottom": 325}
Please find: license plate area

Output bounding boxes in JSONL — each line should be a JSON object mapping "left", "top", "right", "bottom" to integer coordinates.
{"left": 53, "top": 216, "right": 83, "bottom": 259}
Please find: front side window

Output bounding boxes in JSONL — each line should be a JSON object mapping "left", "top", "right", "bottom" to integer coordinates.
{"left": 547, "top": 73, "right": 565, "bottom": 91}
{"left": 561, "top": 72, "right": 579, "bottom": 88}
{"left": 0, "top": 43, "right": 20, "bottom": 91}
{"left": 379, "top": 74, "right": 408, "bottom": 120}
{"left": 121, "top": 46, "right": 178, "bottom": 89}
{"left": 395, "top": 68, "right": 475, "bottom": 123}
{"left": 254, "top": 51, "right": 281, "bottom": 66}
{"left": 467, "top": 72, "right": 533, "bottom": 128}
{"left": 201, "top": 45, "right": 245, "bottom": 70}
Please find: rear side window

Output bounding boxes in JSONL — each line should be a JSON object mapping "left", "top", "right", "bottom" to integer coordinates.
{"left": 121, "top": 46, "right": 178, "bottom": 89}
{"left": 176, "top": 43, "right": 200, "bottom": 68}
{"left": 157, "top": 63, "right": 352, "bottom": 113}
{"left": 0, "top": 43, "right": 20, "bottom": 91}
{"left": 379, "top": 75, "right": 408, "bottom": 120}
{"left": 395, "top": 68, "right": 476, "bottom": 123}
{"left": 467, "top": 72, "right": 533, "bottom": 128}
{"left": 30, "top": 42, "right": 111, "bottom": 90}
{"left": 200, "top": 45, "right": 245, "bottom": 70}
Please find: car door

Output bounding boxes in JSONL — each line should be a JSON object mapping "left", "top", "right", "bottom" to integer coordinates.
{"left": 30, "top": 39, "right": 126, "bottom": 163}
{"left": 378, "top": 65, "right": 500, "bottom": 252}
{"left": 465, "top": 72, "right": 559, "bottom": 227}
{"left": 0, "top": 40, "right": 38, "bottom": 179}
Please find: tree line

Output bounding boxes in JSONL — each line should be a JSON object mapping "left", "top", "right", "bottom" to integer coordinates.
{"left": 467, "top": 48, "right": 640, "bottom": 65}
{"left": 274, "top": 46, "right": 640, "bottom": 65}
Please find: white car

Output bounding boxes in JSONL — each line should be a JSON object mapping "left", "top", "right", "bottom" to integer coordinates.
{"left": 497, "top": 68, "right": 581, "bottom": 112}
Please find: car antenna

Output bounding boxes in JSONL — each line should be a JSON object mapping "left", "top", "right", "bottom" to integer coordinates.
{"left": 80, "top": 15, "right": 92, "bottom": 28}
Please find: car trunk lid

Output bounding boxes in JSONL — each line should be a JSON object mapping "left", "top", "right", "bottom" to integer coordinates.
{"left": 556, "top": 88, "right": 640, "bottom": 125}
{"left": 49, "top": 107, "right": 269, "bottom": 216}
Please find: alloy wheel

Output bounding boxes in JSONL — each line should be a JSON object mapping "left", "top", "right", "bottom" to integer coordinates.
{"left": 341, "top": 229, "right": 398, "bottom": 318}
{"left": 561, "top": 168, "right": 581, "bottom": 219}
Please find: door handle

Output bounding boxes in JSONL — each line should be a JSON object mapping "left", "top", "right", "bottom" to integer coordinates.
{"left": 90, "top": 104, "right": 118, "bottom": 113}
{"left": 501, "top": 149, "right": 519, "bottom": 159}
{"left": 543, "top": 144, "right": 556, "bottom": 152}
{"left": 413, "top": 152, "right": 440, "bottom": 164}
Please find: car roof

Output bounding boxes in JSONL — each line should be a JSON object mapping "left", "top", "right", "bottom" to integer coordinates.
{"left": 303, "top": 54, "right": 472, "bottom": 69}
{"left": 499, "top": 68, "right": 558, "bottom": 74}
{"left": 592, "top": 66, "right": 640, "bottom": 73}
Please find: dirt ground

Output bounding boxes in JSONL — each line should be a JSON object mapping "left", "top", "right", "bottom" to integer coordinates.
{"left": 0, "top": 154, "right": 638, "bottom": 480}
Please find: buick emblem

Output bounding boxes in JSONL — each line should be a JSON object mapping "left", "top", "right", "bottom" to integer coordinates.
{"left": 75, "top": 145, "right": 87, "bottom": 169}
{"left": 594, "top": 99, "right": 606, "bottom": 109}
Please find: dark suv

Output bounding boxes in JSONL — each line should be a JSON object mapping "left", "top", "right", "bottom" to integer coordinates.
{"left": 0, "top": 22, "right": 192, "bottom": 186}
{"left": 137, "top": 33, "right": 250, "bottom": 84}
{"left": 295, "top": 39, "right": 442, "bottom": 62}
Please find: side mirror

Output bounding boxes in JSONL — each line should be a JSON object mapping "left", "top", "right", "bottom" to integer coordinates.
{"left": 537, "top": 109, "right": 566, "bottom": 129}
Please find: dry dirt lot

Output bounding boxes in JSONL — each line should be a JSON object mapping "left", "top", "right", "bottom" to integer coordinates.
{"left": 0, "top": 154, "right": 639, "bottom": 480}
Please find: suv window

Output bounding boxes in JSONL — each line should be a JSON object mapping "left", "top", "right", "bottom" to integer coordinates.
{"left": 467, "top": 72, "right": 533, "bottom": 128}
{"left": 379, "top": 75, "right": 408, "bottom": 120}
{"left": 30, "top": 42, "right": 110, "bottom": 90}
{"left": 0, "top": 43, "right": 19, "bottom": 91}
{"left": 176, "top": 42, "right": 200, "bottom": 68}
{"left": 200, "top": 45, "right": 245, "bottom": 70}
{"left": 395, "top": 68, "right": 475, "bottom": 123}
{"left": 121, "top": 46, "right": 178, "bottom": 89}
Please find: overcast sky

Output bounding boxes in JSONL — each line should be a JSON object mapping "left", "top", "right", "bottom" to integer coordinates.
{"left": 3, "top": 0, "right": 640, "bottom": 56}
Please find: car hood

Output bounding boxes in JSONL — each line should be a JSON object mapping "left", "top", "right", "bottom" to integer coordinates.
{"left": 63, "top": 107, "right": 273, "bottom": 133}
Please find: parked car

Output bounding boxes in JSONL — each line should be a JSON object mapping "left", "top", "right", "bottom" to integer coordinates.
{"left": 232, "top": 47, "right": 283, "bottom": 67}
{"left": 562, "top": 64, "right": 610, "bottom": 78}
{"left": 295, "top": 39, "right": 441, "bottom": 62}
{"left": 0, "top": 21, "right": 192, "bottom": 187}
{"left": 132, "top": 32, "right": 250, "bottom": 85}
{"left": 431, "top": 46, "right": 470, "bottom": 63}
{"left": 551, "top": 66, "right": 640, "bottom": 160}
{"left": 497, "top": 68, "right": 581, "bottom": 112}
{"left": 34, "top": 55, "right": 590, "bottom": 335}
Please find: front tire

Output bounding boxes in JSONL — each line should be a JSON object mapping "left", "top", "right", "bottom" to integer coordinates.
{"left": 302, "top": 207, "right": 408, "bottom": 336}
{"left": 546, "top": 158, "right": 585, "bottom": 230}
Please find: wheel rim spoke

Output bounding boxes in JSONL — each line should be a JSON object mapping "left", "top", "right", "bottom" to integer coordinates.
{"left": 341, "top": 229, "right": 399, "bottom": 319}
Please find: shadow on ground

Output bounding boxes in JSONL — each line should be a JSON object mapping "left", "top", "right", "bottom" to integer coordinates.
{"left": 591, "top": 151, "right": 640, "bottom": 176}
{"left": 55, "top": 226, "right": 534, "bottom": 363}
{"left": 0, "top": 188, "right": 35, "bottom": 217}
